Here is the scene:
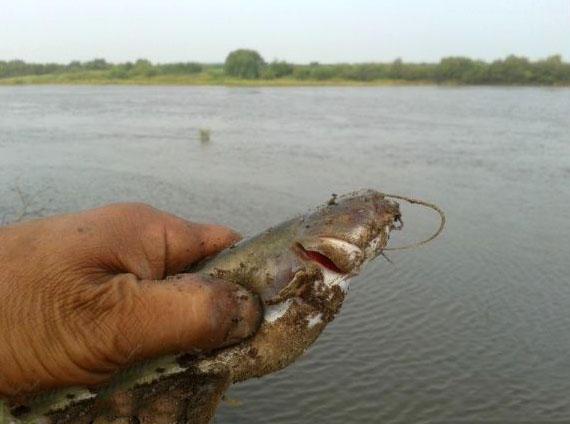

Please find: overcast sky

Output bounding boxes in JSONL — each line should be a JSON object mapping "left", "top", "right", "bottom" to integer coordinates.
{"left": 1, "top": 0, "right": 568, "bottom": 64}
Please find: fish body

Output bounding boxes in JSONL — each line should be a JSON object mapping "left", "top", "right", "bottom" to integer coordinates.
{"left": 6, "top": 189, "right": 402, "bottom": 424}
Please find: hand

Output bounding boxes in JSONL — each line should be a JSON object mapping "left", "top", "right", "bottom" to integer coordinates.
{"left": 0, "top": 203, "right": 261, "bottom": 399}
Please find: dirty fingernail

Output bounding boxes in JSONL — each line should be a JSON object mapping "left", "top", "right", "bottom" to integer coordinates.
{"left": 224, "top": 287, "right": 262, "bottom": 346}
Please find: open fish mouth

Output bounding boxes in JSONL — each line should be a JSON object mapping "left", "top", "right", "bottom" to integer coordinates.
{"left": 294, "top": 237, "right": 364, "bottom": 274}
{"left": 294, "top": 222, "right": 395, "bottom": 276}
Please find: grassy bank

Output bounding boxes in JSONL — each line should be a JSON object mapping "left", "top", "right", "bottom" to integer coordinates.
{"left": 1, "top": 72, "right": 568, "bottom": 87}
{"left": 2, "top": 53, "right": 570, "bottom": 86}
{"left": 4, "top": 72, "right": 570, "bottom": 87}
{"left": 0, "top": 71, "right": 432, "bottom": 87}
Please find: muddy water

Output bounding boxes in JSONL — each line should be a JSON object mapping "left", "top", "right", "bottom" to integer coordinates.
{"left": 0, "top": 86, "right": 569, "bottom": 423}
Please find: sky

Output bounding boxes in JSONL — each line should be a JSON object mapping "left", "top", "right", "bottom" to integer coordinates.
{"left": 1, "top": 0, "right": 569, "bottom": 64}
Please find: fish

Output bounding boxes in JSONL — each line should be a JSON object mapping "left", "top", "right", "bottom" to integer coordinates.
{"left": 5, "top": 189, "right": 408, "bottom": 424}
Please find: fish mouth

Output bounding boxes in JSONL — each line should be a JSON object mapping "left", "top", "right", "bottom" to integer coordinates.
{"left": 295, "top": 237, "right": 365, "bottom": 274}
{"left": 296, "top": 243, "right": 345, "bottom": 273}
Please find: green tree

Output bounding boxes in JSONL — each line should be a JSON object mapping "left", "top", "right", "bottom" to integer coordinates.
{"left": 292, "top": 66, "right": 312, "bottom": 80}
{"left": 488, "top": 55, "right": 533, "bottom": 84}
{"left": 224, "top": 49, "right": 266, "bottom": 79}
{"left": 266, "top": 60, "right": 294, "bottom": 78}
{"left": 388, "top": 58, "right": 404, "bottom": 79}
{"left": 311, "top": 65, "right": 336, "bottom": 80}
{"left": 84, "top": 58, "right": 110, "bottom": 71}
{"left": 159, "top": 62, "right": 202, "bottom": 75}
{"left": 535, "top": 55, "right": 565, "bottom": 84}
{"left": 129, "top": 59, "right": 157, "bottom": 77}
{"left": 341, "top": 64, "right": 389, "bottom": 81}
{"left": 435, "top": 57, "right": 487, "bottom": 83}
{"left": 66, "top": 61, "right": 82, "bottom": 72}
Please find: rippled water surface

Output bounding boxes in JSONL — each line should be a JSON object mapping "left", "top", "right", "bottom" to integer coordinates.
{"left": 1, "top": 86, "right": 569, "bottom": 423}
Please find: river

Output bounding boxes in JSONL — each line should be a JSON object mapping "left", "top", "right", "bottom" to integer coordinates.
{"left": 1, "top": 85, "right": 569, "bottom": 423}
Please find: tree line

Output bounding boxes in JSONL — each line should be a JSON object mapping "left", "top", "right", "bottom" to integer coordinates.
{"left": 0, "top": 59, "right": 204, "bottom": 79}
{"left": 1, "top": 50, "right": 569, "bottom": 85}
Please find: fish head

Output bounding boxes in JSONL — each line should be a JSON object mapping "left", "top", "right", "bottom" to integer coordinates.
{"left": 198, "top": 190, "right": 405, "bottom": 384}
{"left": 295, "top": 190, "right": 401, "bottom": 275}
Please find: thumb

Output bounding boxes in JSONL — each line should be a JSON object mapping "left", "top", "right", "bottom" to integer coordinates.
{"left": 104, "top": 273, "right": 262, "bottom": 363}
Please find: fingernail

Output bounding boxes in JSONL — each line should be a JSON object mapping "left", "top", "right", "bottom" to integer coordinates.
{"left": 224, "top": 287, "right": 262, "bottom": 346}
{"left": 229, "top": 230, "right": 243, "bottom": 243}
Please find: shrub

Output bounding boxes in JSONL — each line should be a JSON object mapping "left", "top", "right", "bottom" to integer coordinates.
{"left": 292, "top": 67, "right": 312, "bottom": 80}
{"left": 108, "top": 66, "right": 129, "bottom": 79}
{"left": 129, "top": 59, "right": 157, "bottom": 77}
{"left": 267, "top": 60, "right": 294, "bottom": 78}
{"left": 310, "top": 65, "right": 336, "bottom": 80}
{"left": 159, "top": 62, "right": 202, "bottom": 75}
{"left": 83, "top": 59, "right": 110, "bottom": 71}
{"left": 224, "top": 49, "right": 266, "bottom": 79}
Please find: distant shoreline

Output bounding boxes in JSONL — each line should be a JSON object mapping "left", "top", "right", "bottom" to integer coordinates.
{"left": 0, "top": 72, "right": 431, "bottom": 87}
{"left": 0, "top": 80, "right": 437, "bottom": 87}
{"left": 1, "top": 74, "right": 569, "bottom": 87}
{"left": 2, "top": 54, "right": 570, "bottom": 87}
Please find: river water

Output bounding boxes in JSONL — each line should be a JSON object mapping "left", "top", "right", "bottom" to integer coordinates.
{"left": 0, "top": 86, "right": 569, "bottom": 423}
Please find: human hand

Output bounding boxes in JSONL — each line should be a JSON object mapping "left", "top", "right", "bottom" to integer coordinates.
{"left": 0, "top": 203, "right": 261, "bottom": 399}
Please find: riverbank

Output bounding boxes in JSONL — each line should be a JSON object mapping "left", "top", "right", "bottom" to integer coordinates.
{"left": 0, "top": 72, "right": 435, "bottom": 87}
{"left": 2, "top": 73, "right": 569, "bottom": 87}
{"left": 3, "top": 54, "right": 570, "bottom": 87}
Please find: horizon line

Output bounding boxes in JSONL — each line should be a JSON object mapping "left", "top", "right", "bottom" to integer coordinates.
{"left": 1, "top": 53, "right": 568, "bottom": 66}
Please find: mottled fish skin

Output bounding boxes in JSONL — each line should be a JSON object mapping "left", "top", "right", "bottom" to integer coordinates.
{"left": 4, "top": 189, "right": 402, "bottom": 424}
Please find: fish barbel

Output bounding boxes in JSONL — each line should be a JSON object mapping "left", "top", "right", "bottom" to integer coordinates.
{"left": 6, "top": 189, "right": 408, "bottom": 424}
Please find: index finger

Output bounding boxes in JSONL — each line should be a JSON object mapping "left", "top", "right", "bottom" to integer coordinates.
{"left": 167, "top": 219, "right": 242, "bottom": 272}
{"left": 73, "top": 203, "right": 241, "bottom": 279}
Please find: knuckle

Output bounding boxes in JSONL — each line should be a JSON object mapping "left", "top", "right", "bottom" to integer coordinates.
{"left": 142, "top": 220, "right": 167, "bottom": 243}
{"left": 201, "top": 284, "right": 222, "bottom": 313}
{"left": 138, "top": 221, "right": 168, "bottom": 277}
